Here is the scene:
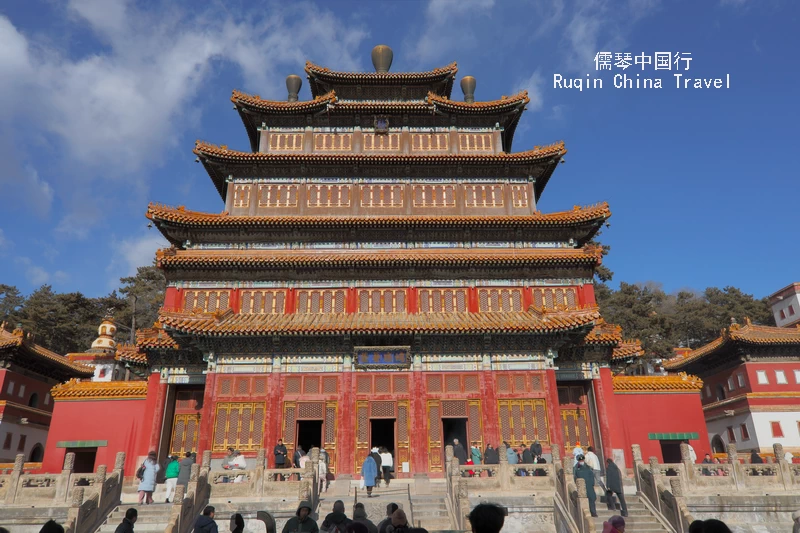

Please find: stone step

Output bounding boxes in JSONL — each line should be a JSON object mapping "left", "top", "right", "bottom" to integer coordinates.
{"left": 99, "top": 523, "right": 168, "bottom": 533}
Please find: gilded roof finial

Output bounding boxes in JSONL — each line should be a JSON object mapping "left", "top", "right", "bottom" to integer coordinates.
{"left": 461, "top": 76, "right": 476, "bottom": 103}
{"left": 286, "top": 75, "right": 302, "bottom": 102}
{"left": 371, "top": 45, "right": 393, "bottom": 73}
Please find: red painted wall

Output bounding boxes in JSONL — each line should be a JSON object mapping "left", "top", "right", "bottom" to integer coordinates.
{"left": 613, "top": 391, "right": 710, "bottom": 466}
{"left": 42, "top": 398, "right": 148, "bottom": 476}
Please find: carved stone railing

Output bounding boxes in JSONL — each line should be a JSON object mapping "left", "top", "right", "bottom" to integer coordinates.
{"left": 444, "top": 445, "right": 467, "bottom": 531}
{"left": 569, "top": 479, "right": 595, "bottom": 533}
{"left": 164, "top": 451, "right": 211, "bottom": 533}
{"left": 456, "top": 460, "right": 554, "bottom": 490}
{"left": 62, "top": 453, "right": 125, "bottom": 533}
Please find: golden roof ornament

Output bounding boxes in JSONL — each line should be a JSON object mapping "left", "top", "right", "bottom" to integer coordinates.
{"left": 371, "top": 45, "right": 393, "bottom": 73}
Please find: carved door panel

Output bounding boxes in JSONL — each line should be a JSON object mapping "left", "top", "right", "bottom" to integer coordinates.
{"left": 397, "top": 400, "right": 410, "bottom": 473}
{"left": 427, "top": 400, "right": 442, "bottom": 472}
{"left": 497, "top": 399, "right": 550, "bottom": 446}
{"left": 558, "top": 385, "right": 593, "bottom": 452}
{"left": 324, "top": 401, "right": 337, "bottom": 474}
{"left": 354, "top": 400, "right": 369, "bottom": 473}
{"left": 468, "top": 400, "right": 484, "bottom": 453}
{"left": 170, "top": 414, "right": 200, "bottom": 456}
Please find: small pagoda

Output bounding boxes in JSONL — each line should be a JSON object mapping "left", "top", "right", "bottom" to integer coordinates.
{"left": 141, "top": 45, "right": 631, "bottom": 475}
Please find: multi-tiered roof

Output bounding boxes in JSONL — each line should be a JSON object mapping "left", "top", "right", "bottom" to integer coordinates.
{"left": 143, "top": 46, "right": 630, "bottom": 362}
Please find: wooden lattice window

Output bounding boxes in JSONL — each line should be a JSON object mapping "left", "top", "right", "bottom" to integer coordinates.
{"left": 212, "top": 402, "right": 266, "bottom": 452}
{"left": 465, "top": 184, "right": 504, "bottom": 208}
{"left": 497, "top": 399, "right": 550, "bottom": 445}
{"left": 410, "top": 133, "right": 448, "bottom": 152}
{"left": 360, "top": 185, "right": 404, "bottom": 207}
{"left": 362, "top": 133, "right": 400, "bottom": 151}
{"left": 183, "top": 290, "right": 230, "bottom": 313}
{"left": 427, "top": 375, "right": 442, "bottom": 393}
{"left": 458, "top": 133, "right": 493, "bottom": 152}
{"left": 258, "top": 184, "right": 298, "bottom": 207}
{"left": 307, "top": 184, "right": 351, "bottom": 208}
{"left": 511, "top": 185, "right": 529, "bottom": 208}
{"left": 314, "top": 133, "right": 352, "bottom": 151}
{"left": 269, "top": 133, "right": 304, "bottom": 151}
{"left": 412, "top": 185, "right": 456, "bottom": 208}
{"left": 241, "top": 289, "right": 285, "bottom": 315}
{"left": 418, "top": 289, "right": 467, "bottom": 313}
{"left": 393, "top": 376, "right": 408, "bottom": 393}
{"left": 297, "top": 289, "right": 347, "bottom": 314}
{"left": 233, "top": 185, "right": 251, "bottom": 208}
{"left": 357, "top": 289, "right": 405, "bottom": 313}
{"left": 478, "top": 288, "right": 523, "bottom": 313}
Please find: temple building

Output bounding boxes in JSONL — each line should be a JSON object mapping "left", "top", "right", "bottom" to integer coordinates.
{"left": 665, "top": 319, "right": 800, "bottom": 457}
{"left": 36, "top": 46, "right": 712, "bottom": 476}
{"left": 0, "top": 324, "right": 93, "bottom": 463}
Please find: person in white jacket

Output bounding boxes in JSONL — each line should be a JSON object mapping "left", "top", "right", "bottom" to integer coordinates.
{"left": 378, "top": 447, "right": 393, "bottom": 487}
{"left": 584, "top": 446, "right": 601, "bottom": 486}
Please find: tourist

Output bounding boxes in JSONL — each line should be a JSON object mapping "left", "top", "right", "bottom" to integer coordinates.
{"left": 792, "top": 510, "right": 800, "bottom": 533}
{"left": 283, "top": 501, "right": 319, "bottom": 533}
{"left": 353, "top": 503, "right": 379, "bottom": 533}
{"left": 379, "top": 447, "right": 394, "bottom": 487}
{"left": 320, "top": 446, "right": 330, "bottom": 465}
{"left": 114, "top": 508, "right": 137, "bottom": 533}
{"left": 712, "top": 457, "right": 726, "bottom": 476}
{"left": 505, "top": 445, "right": 518, "bottom": 465}
{"left": 224, "top": 447, "right": 236, "bottom": 468}
{"left": 467, "top": 503, "right": 505, "bottom": 533}
{"left": 386, "top": 509, "right": 409, "bottom": 533}
{"left": 0, "top": 527, "right": 9, "bottom": 533}
{"left": 370, "top": 447, "right": 383, "bottom": 485}
{"left": 531, "top": 439, "right": 543, "bottom": 458}
{"left": 362, "top": 453, "right": 378, "bottom": 498}
{"left": 585, "top": 446, "right": 601, "bottom": 483}
{"left": 346, "top": 524, "right": 370, "bottom": 533}
{"left": 521, "top": 443, "right": 534, "bottom": 464}
{"left": 749, "top": 450, "right": 764, "bottom": 476}
{"left": 231, "top": 513, "right": 245, "bottom": 533}
{"left": 137, "top": 451, "right": 160, "bottom": 505}
{"left": 465, "top": 455, "right": 475, "bottom": 477}
{"left": 378, "top": 503, "right": 399, "bottom": 533}
{"left": 572, "top": 442, "right": 584, "bottom": 467}
{"left": 785, "top": 450, "right": 794, "bottom": 463}
{"left": 602, "top": 515, "right": 625, "bottom": 533}
{"left": 39, "top": 521, "right": 64, "bottom": 533}
{"left": 274, "top": 439, "right": 288, "bottom": 469}
{"left": 164, "top": 455, "right": 179, "bottom": 503}
{"left": 177, "top": 451, "right": 194, "bottom": 488}
{"left": 535, "top": 455, "right": 547, "bottom": 477}
{"left": 322, "top": 500, "right": 353, "bottom": 533}
{"left": 294, "top": 445, "right": 306, "bottom": 468}
{"left": 604, "top": 458, "right": 628, "bottom": 517}
{"left": 701, "top": 453, "right": 713, "bottom": 476}
{"left": 483, "top": 444, "right": 497, "bottom": 476}
{"left": 226, "top": 450, "right": 247, "bottom": 483}
{"left": 195, "top": 506, "right": 219, "bottom": 533}
{"left": 470, "top": 442, "right": 482, "bottom": 465}
{"left": 452, "top": 439, "right": 467, "bottom": 465}
{"left": 688, "top": 519, "right": 733, "bottom": 533}
{"left": 573, "top": 455, "right": 598, "bottom": 517}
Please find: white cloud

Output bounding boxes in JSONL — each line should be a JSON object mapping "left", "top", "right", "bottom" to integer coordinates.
{"left": 14, "top": 257, "right": 51, "bottom": 286}
{"left": 107, "top": 232, "right": 168, "bottom": 286}
{"left": 0, "top": 1, "right": 369, "bottom": 234}
{"left": 0, "top": 229, "right": 10, "bottom": 255}
{"left": 412, "top": 0, "right": 495, "bottom": 64}
{"left": 514, "top": 69, "right": 545, "bottom": 112}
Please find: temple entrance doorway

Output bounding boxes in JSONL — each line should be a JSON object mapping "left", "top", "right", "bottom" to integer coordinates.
{"left": 296, "top": 420, "right": 323, "bottom": 458}
{"left": 442, "top": 417, "right": 469, "bottom": 451}
{"left": 660, "top": 441, "right": 682, "bottom": 463}
{"left": 66, "top": 447, "right": 96, "bottom": 474}
{"left": 557, "top": 383, "right": 594, "bottom": 453}
{"left": 370, "top": 418, "right": 395, "bottom": 455}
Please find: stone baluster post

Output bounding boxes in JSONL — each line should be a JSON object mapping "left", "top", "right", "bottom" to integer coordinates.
{"left": 94, "top": 465, "right": 107, "bottom": 510}
{"left": 310, "top": 447, "right": 320, "bottom": 506}
{"left": 575, "top": 477, "right": 591, "bottom": 532}
{"left": 65, "top": 486, "right": 85, "bottom": 531}
{"left": 168, "top": 484, "right": 185, "bottom": 533}
{"left": 680, "top": 442, "right": 695, "bottom": 483}
{"left": 57, "top": 452, "right": 76, "bottom": 502}
{"left": 726, "top": 443, "right": 743, "bottom": 490}
{"left": 648, "top": 457, "right": 664, "bottom": 513}
{"left": 773, "top": 443, "right": 790, "bottom": 490}
{"left": 498, "top": 444, "right": 511, "bottom": 491}
{"left": 113, "top": 452, "right": 126, "bottom": 477}
{"left": 201, "top": 450, "right": 211, "bottom": 472}
{"left": 4, "top": 453, "right": 25, "bottom": 503}
{"left": 457, "top": 472, "right": 470, "bottom": 531}
{"left": 631, "top": 445, "right": 643, "bottom": 492}
{"left": 445, "top": 445, "right": 454, "bottom": 476}
{"left": 255, "top": 448, "right": 266, "bottom": 496}
{"left": 669, "top": 477, "right": 687, "bottom": 533}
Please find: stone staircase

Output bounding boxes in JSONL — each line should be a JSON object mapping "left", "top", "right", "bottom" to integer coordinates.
{"left": 595, "top": 495, "right": 670, "bottom": 533}
{"left": 0, "top": 506, "right": 70, "bottom": 533}
{"left": 410, "top": 482, "right": 450, "bottom": 532}
{"left": 96, "top": 503, "right": 173, "bottom": 533}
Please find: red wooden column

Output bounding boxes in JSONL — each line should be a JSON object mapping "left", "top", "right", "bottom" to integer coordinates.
{"left": 409, "top": 369, "right": 428, "bottom": 474}
{"left": 545, "top": 368, "right": 564, "bottom": 455}
{"left": 264, "top": 371, "right": 283, "bottom": 467}
{"left": 337, "top": 371, "right": 356, "bottom": 474}
{"left": 478, "top": 370, "right": 501, "bottom": 448}
{"left": 196, "top": 370, "right": 217, "bottom": 456}
{"left": 593, "top": 367, "right": 619, "bottom": 460}
{"left": 144, "top": 372, "right": 168, "bottom": 454}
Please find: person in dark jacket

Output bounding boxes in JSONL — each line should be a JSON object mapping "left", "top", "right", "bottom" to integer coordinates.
{"left": 484, "top": 445, "right": 499, "bottom": 464}
{"left": 231, "top": 513, "right": 245, "bottom": 533}
{"left": 321, "top": 500, "right": 352, "bottom": 533}
{"left": 574, "top": 455, "right": 597, "bottom": 517}
{"left": 369, "top": 448, "right": 383, "bottom": 485}
{"left": 283, "top": 501, "right": 319, "bottom": 533}
{"left": 531, "top": 440, "right": 543, "bottom": 458}
{"left": 352, "top": 504, "right": 378, "bottom": 533}
{"left": 39, "top": 521, "right": 64, "bottom": 533}
{"left": 275, "top": 439, "right": 288, "bottom": 468}
{"left": 452, "top": 439, "right": 467, "bottom": 465}
{"left": 294, "top": 445, "right": 305, "bottom": 468}
{"left": 177, "top": 451, "right": 194, "bottom": 487}
{"left": 535, "top": 456, "right": 547, "bottom": 477}
{"left": 377, "top": 503, "right": 399, "bottom": 533}
{"left": 114, "top": 508, "right": 137, "bottom": 533}
{"left": 195, "top": 506, "right": 219, "bottom": 533}
{"left": 521, "top": 444, "right": 534, "bottom": 464}
{"left": 605, "top": 458, "right": 627, "bottom": 517}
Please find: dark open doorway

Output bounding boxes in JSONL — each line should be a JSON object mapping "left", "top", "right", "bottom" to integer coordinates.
{"left": 370, "top": 419, "right": 395, "bottom": 454}
{"left": 296, "top": 420, "right": 323, "bottom": 456}
{"left": 442, "top": 418, "right": 468, "bottom": 449}
{"left": 660, "top": 441, "right": 682, "bottom": 463}
{"left": 66, "top": 447, "right": 97, "bottom": 474}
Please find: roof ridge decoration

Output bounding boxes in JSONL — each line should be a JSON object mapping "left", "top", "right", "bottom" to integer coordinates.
{"left": 305, "top": 60, "right": 458, "bottom": 81}
{"left": 664, "top": 319, "right": 800, "bottom": 370}
{"left": 426, "top": 90, "right": 530, "bottom": 111}
{"left": 612, "top": 372, "right": 703, "bottom": 393}
{"left": 50, "top": 379, "right": 149, "bottom": 401}
{"left": 146, "top": 201, "right": 610, "bottom": 228}
{"left": 231, "top": 89, "right": 337, "bottom": 112}
{"left": 154, "top": 305, "right": 601, "bottom": 337}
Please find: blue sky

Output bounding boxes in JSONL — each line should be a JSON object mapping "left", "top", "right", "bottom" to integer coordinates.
{"left": 0, "top": 0, "right": 797, "bottom": 299}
